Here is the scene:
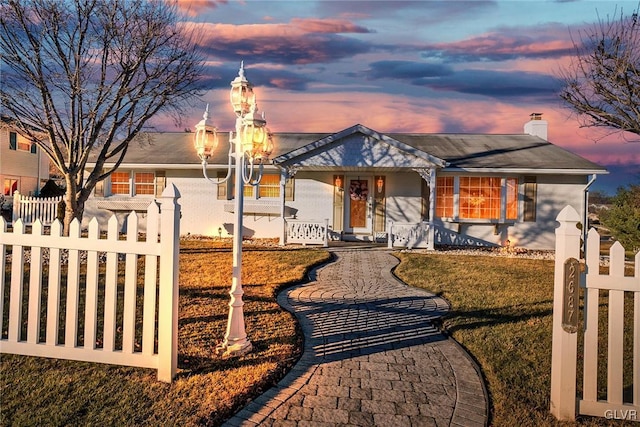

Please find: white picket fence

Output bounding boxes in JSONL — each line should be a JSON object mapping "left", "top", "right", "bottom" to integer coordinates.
{"left": 12, "top": 191, "right": 62, "bottom": 225}
{"left": 550, "top": 205, "right": 639, "bottom": 422}
{"left": 0, "top": 185, "right": 181, "bottom": 382}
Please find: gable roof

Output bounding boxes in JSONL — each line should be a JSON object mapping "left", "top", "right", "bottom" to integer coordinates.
{"left": 273, "top": 124, "right": 447, "bottom": 170}
{"left": 87, "top": 123, "right": 606, "bottom": 175}
{"left": 388, "top": 133, "right": 605, "bottom": 173}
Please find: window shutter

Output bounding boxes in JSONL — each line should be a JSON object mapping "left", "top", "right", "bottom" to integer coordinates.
{"left": 217, "top": 171, "right": 228, "bottom": 199}
{"left": 285, "top": 177, "right": 295, "bottom": 201}
{"left": 9, "top": 132, "right": 17, "bottom": 150}
{"left": 420, "top": 178, "right": 429, "bottom": 220}
{"left": 30, "top": 142, "right": 37, "bottom": 154}
{"left": 94, "top": 180, "right": 104, "bottom": 197}
{"left": 523, "top": 176, "right": 537, "bottom": 222}
{"left": 155, "top": 171, "right": 166, "bottom": 197}
{"left": 374, "top": 176, "right": 386, "bottom": 232}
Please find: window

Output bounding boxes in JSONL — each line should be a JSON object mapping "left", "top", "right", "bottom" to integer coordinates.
{"left": 109, "top": 171, "right": 156, "bottom": 196}
{"left": 258, "top": 174, "right": 280, "bottom": 198}
{"left": 9, "top": 131, "right": 37, "bottom": 153}
{"left": 18, "top": 139, "right": 31, "bottom": 151}
{"left": 110, "top": 172, "right": 130, "bottom": 195}
{"left": 134, "top": 172, "right": 155, "bottom": 195}
{"left": 506, "top": 178, "right": 518, "bottom": 220}
{"left": 219, "top": 173, "right": 293, "bottom": 201}
{"left": 228, "top": 173, "right": 282, "bottom": 199}
{"left": 436, "top": 176, "right": 519, "bottom": 221}
{"left": 460, "top": 177, "right": 502, "bottom": 219}
{"left": 3, "top": 178, "right": 18, "bottom": 195}
{"left": 436, "top": 177, "right": 454, "bottom": 218}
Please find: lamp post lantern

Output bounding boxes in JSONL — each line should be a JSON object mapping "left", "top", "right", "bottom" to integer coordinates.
{"left": 194, "top": 62, "right": 273, "bottom": 357}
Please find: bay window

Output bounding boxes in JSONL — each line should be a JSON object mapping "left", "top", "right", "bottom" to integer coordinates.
{"left": 435, "top": 177, "right": 454, "bottom": 218}
{"left": 436, "top": 176, "right": 519, "bottom": 221}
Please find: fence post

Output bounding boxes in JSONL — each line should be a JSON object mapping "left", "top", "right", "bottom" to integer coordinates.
{"left": 387, "top": 220, "right": 393, "bottom": 249}
{"left": 12, "top": 191, "right": 20, "bottom": 224}
{"left": 157, "top": 184, "right": 181, "bottom": 383}
{"left": 323, "top": 218, "right": 329, "bottom": 247}
{"left": 550, "top": 205, "right": 581, "bottom": 420}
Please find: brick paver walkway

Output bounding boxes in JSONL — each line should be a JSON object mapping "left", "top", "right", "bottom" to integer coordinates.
{"left": 224, "top": 248, "right": 488, "bottom": 427}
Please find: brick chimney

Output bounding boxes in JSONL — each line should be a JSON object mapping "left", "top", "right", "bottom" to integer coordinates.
{"left": 524, "top": 113, "right": 547, "bottom": 140}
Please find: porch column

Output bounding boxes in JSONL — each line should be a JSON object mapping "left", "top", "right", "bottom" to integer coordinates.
{"left": 414, "top": 168, "right": 437, "bottom": 250}
{"left": 278, "top": 166, "right": 297, "bottom": 246}
{"left": 278, "top": 169, "right": 286, "bottom": 245}
{"left": 428, "top": 167, "right": 436, "bottom": 251}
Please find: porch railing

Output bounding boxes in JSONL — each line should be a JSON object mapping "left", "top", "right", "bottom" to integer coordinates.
{"left": 284, "top": 219, "right": 329, "bottom": 247}
{"left": 387, "top": 221, "right": 430, "bottom": 249}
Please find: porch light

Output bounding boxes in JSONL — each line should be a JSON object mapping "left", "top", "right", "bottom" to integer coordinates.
{"left": 194, "top": 105, "right": 219, "bottom": 160}
{"left": 240, "top": 101, "right": 268, "bottom": 157}
{"left": 335, "top": 175, "right": 342, "bottom": 189}
{"left": 376, "top": 176, "right": 384, "bottom": 194}
{"left": 193, "top": 62, "right": 274, "bottom": 357}
{"left": 230, "top": 61, "right": 254, "bottom": 116}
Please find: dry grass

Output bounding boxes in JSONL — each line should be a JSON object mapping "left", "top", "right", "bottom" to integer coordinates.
{"left": 394, "top": 253, "right": 636, "bottom": 427}
{"left": 0, "top": 240, "right": 329, "bottom": 426}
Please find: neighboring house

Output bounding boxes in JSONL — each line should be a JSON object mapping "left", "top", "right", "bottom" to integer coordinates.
{"left": 0, "top": 116, "right": 49, "bottom": 203}
{"left": 84, "top": 114, "right": 607, "bottom": 250}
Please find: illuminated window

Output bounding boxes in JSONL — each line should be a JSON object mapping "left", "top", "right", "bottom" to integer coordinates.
{"left": 460, "top": 177, "right": 502, "bottom": 219}
{"left": 258, "top": 174, "right": 280, "bottom": 198}
{"left": 436, "top": 177, "right": 454, "bottom": 218}
{"left": 244, "top": 183, "right": 254, "bottom": 197}
{"left": 110, "top": 172, "right": 130, "bottom": 195}
{"left": 3, "top": 178, "right": 18, "bottom": 195}
{"left": 134, "top": 172, "right": 155, "bottom": 195}
{"left": 436, "top": 176, "right": 519, "bottom": 221}
{"left": 506, "top": 178, "right": 518, "bottom": 220}
{"left": 231, "top": 173, "right": 281, "bottom": 199}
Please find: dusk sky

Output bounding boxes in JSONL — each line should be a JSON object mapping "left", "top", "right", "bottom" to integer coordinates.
{"left": 167, "top": 0, "right": 639, "bottom": 191}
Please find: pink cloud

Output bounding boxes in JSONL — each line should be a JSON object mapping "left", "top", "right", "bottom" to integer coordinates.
{"left": 289, "top": 18, "right": 371, "bottom": 34}
{"left": 422, "top": 23, "right": 579, "bottom": 63}
{"left": 156, "top": 88, "right": 636, "bottom": 167}
{"left": 176, "top": 0, "right": 226, "bottom": 17}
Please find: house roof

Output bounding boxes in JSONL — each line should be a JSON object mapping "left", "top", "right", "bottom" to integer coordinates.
{"left": 88, "top": 123, "right": 607, "bottom": 175}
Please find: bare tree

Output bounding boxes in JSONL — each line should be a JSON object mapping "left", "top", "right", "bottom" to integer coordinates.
{"left": 0, "top": 0, "right": 203, "bottom": 232}
{"left": 559, "top": 7, "right": 640, "bottom": 141}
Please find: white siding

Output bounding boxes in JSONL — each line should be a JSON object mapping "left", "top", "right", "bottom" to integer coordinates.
{"left": 0, "top": 126, "right": 49, "bottom": 196}
{"left": 83, "top": 168, "right": 589, "bottom": 250}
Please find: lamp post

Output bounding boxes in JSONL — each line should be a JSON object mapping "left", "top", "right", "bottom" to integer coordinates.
{"left": 194, "top": 62, "right": 273, "bottom": 357}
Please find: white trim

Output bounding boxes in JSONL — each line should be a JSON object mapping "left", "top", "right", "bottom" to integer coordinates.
{"left": 444, "top": 167, "right": 608, "bottom": 175}
{"left": 87, "top": 163, "right": 279, "bottom": 170}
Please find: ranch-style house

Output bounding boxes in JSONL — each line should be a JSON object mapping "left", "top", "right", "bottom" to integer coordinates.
{"left": 84, "top": 114, "right": 607, "bottom": 250}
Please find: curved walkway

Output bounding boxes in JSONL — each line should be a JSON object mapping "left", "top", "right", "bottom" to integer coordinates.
{"left": 224, "top": 248, "right": 488, "bottom": 427}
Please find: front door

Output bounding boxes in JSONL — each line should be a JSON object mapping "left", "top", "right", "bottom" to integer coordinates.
{"left": 345, "top": 177, "right": 372, "bottom": 234}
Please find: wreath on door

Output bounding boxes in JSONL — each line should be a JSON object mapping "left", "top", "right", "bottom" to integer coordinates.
{"left": 349, "top": 180, "right": 368, "bottom": 201}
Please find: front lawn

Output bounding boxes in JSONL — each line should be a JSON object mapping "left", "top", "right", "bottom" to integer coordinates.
{"left": 2, "top": 244, "right": 634, "bottom": 426}
{"left": 0, "top": 240, "right": 330, "bottom": 426}
{"left": 394, "top": 253, "right": 636, "bottom": 427}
